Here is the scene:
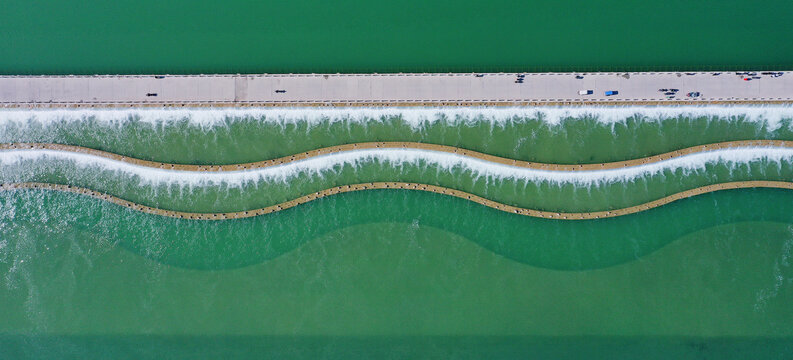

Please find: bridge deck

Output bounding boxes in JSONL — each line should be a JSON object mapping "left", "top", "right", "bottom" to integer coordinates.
{"left": 0, "top": 72, "right": 790, "bottom": 106}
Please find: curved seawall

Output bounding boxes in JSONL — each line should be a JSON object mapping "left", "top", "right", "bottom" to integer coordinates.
{"left": 4, "top": 181, "right": 792, "bottom": 220}
{"left": 4, "top": 140, "right": 792, "bottom": 171}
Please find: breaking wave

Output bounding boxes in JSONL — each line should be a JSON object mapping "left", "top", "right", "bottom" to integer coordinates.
{"left": 1, "top": 146, "right": 793, "bottom": 187}
{"left": 1, "top": 104, "right": 792, "bottom": 128}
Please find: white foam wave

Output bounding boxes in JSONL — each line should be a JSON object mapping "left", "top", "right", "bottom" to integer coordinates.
{"left": 1, "top": 147, "right": 792, "bottom": 187}
{"left": 1, "top": 105, "right": 792, "bottom": 129}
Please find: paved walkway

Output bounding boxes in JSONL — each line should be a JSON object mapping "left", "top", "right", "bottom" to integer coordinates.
{"left": 0, "top": 72, "right": 790, "bottom": 106}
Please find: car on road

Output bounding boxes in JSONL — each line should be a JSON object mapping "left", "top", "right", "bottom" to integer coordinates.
{"left": 686, "top": 92, "right": 701, "bottom": 97}
{"left": 578, "top": 90, "right": 593, "bottom": 95}
{"left": 605, "top": 90, "right": 619, "bottom": 96}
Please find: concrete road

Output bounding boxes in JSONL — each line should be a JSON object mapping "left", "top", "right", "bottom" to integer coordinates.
{"left": 0, "top": 72, "right": 790, "bottom": 106}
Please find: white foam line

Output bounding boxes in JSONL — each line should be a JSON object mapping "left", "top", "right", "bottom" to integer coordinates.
{"left": 1, "top": 147, "right": 792, "bottom": 187}
{"left": 0, "top": 104, "right": 792, "bottom": 128}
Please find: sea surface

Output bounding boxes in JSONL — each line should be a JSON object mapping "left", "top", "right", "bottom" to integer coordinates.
{"left": 1, "top": 106, "right": 793, "bottom": 358}
{"left": 1, "top": 0, "right": 792, "bottom": 74}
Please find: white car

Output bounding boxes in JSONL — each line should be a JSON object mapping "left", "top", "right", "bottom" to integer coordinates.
{"left": 578, "top": 90, "right": 593, "bottom": 95}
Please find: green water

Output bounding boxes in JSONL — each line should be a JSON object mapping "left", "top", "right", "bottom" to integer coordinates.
{"left": 2, "top": 108, "right": 793, "bottom": 358}
{"left": 3, "top": 187, "right": 793, "bottom": 270}
{"left": 1, "top": 1, "right": 792, "bottom": 74}
{"left": 2, "top": 195, "right": 792, "bottom": 358}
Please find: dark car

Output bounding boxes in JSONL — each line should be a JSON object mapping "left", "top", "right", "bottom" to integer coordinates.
{"left": 575, "top": 75, "right": 584, "bottom": 79}
{"left": 686, "top": 92, "right": 701, "bottom": 97}
{"left": 275, "top": 90, "right": 286, "bottom": 93}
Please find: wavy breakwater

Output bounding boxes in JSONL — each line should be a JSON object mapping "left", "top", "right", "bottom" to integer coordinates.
{"left": 2, "top": 143, "right": 793, "bottom": 189}
{"left": 4, "top": 181, "right": 792, "bottom": 220}
{"left": 3, "top": 140, "right": 791, "bottom": 171}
